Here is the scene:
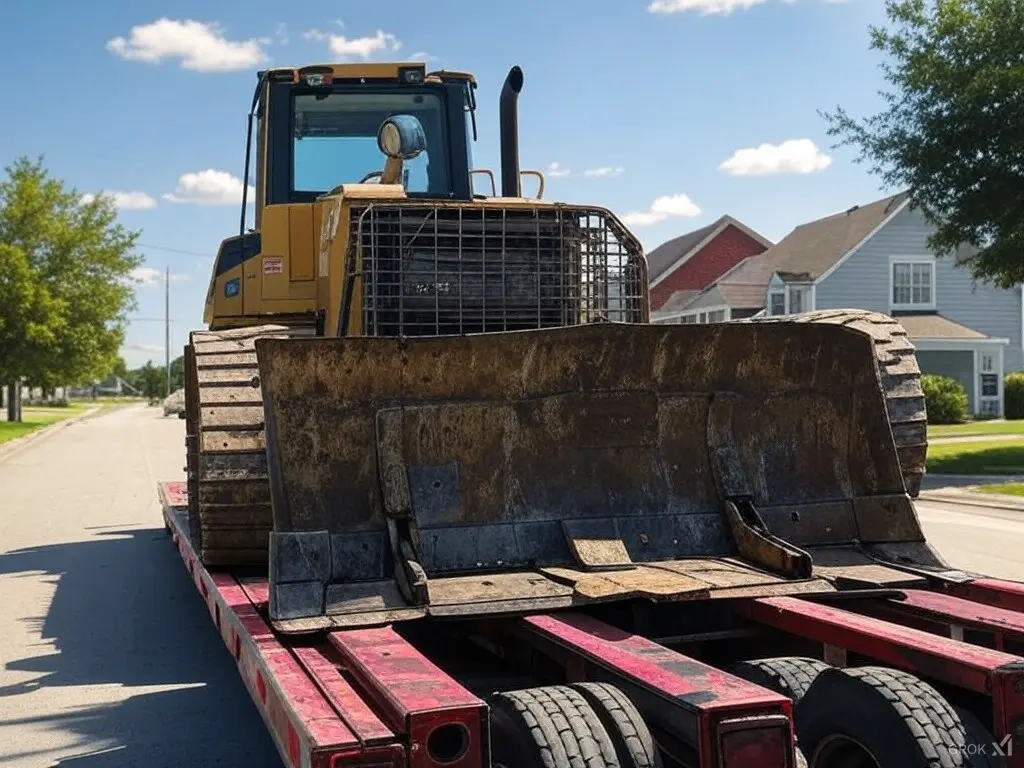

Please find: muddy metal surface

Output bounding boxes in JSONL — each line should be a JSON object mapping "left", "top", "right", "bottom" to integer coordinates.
{"left": 0, "top": 404, "right": 279, "bottom": 767}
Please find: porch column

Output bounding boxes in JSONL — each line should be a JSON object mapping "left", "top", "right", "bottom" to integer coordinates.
{"left": 972, "top": 349, "right": 980, "bottom": 416}
{"left": 998, "top": 344, "right": 1006, "bottom": 418}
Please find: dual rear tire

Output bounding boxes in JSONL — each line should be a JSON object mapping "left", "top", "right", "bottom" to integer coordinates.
{"left": 728, "top": 657, "right": 1003, "bottom": 768}
{"left": 488, "top": 683, "right": 660, "bottom": 768}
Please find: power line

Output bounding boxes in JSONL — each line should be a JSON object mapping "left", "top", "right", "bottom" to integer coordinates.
{"left": 136, "top": 242, "right": 214, "bottom": 258}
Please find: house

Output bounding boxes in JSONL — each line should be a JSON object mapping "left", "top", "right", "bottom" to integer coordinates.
{"left": 646, "top": 215, "right": 773, "bottom": 312}
{"left": 655, "top": 191, "right": 1022, "bottom": 417}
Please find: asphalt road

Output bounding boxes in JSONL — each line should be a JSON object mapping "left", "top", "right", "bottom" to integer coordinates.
{"left": 1, "top": 405, "right": 1023, "bottom": 766}
{"left": 0, "top": 404, "right": 280, "bottom": 767}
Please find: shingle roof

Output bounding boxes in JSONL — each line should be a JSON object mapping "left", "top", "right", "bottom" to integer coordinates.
{"left": 657, "top": 289, "right": 701, "bottom": 312}
{"left": 645, "top": 218, "right": 725, "bottom": 282}
{"left": 897, "top": 314, "right": 990, "bottom": 340}
{"left": 763, "top": 191, "right": 910, "bottom": 282}
{"left": 671, "top": 190, "right": 912, "bottom": 313}
{"left": 714, "top": 252, "right": 780, "bottom": 309}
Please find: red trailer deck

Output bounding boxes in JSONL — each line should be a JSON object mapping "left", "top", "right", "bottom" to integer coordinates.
{"left": 159, "top": 480, "right": 1024, "bottom": 767}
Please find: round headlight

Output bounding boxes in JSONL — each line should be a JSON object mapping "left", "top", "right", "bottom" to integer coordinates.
{"left": 376, "top": 114, "right": 427, "bottom": 160}
{"left": 378, "top": 121, "right": 402, "bottom": 157}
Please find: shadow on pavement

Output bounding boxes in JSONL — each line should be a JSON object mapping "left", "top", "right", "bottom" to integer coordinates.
{"left": 0, "top": 528, "right": 281, "bottom": 766}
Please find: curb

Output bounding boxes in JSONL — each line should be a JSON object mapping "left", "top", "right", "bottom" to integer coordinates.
{"left": 0, "top": 405, "right": 104, "bottom": 462}
{"left": 918, "top": 490, "right": 1024, "bottom": 512}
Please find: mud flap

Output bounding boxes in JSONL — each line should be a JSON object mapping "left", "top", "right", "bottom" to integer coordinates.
{"left": 256, "top": 322, "right": 924, "bottom": 630}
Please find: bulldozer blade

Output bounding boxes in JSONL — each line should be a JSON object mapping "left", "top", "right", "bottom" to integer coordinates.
{"left": 255, "top": 318, "right": 928, "bottom": 629}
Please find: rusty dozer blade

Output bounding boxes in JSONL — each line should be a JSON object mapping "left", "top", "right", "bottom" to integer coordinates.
{"left": 256, "top": 320, "right": 936, "bottom": 632}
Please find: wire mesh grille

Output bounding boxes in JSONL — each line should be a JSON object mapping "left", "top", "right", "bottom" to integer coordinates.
{"left": 351, "top": 203, "right": 647, "bottom": 337}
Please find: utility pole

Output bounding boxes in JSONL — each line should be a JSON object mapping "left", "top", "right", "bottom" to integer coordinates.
{"left": 165, "top": 264, "right": 171, "bottom": 398}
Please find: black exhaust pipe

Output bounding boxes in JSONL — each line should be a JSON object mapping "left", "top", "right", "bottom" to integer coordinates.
{"left": 499, "top": 66, "right": 524, "bottom": 197}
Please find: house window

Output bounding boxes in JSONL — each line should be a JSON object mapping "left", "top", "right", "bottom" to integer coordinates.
{"left": 769, "top": 292, "right": 785, "bottom": 316}
{"left": 981, "top": 354, "right": 994, "bottom": 373}
{"left": 788, "top": 286, "right": 809, "bottom": 314}
{"left": 892, "top": 261, "right": 933, "bottom": 308}
{"left": 706, "top": 309, "right": 727, "bottom": 323}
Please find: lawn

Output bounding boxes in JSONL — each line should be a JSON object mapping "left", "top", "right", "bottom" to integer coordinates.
{"left": 0, "top": 403, "right": 96, "bottom": 446}
{"left": 926, "top": 438, "right": 1024, "bottom": 475}
{"left": 928, "top": 419, "right": 1024, "bottom": 438}
{"left": 977, "top": 483, "right": 1024, "bottom": 497}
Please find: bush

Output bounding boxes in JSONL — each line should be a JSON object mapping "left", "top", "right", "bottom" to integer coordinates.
{"left": 921, "top": 374, "right": 968, "bottom": 424}
{"left": 1005, "top": 373, "right": 1024, "bottom": 419}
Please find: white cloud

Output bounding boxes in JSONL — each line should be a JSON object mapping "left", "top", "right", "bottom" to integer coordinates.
{"left": 304, "top": 27, "right": 401, "bottom": 59}
{"left": 621, "top": 194, "right": 702, "bottom": 227}
{"left": 411, "top": 51, "right": 439, "bottom": 62}
{"left": 584, "top": 166, "right": 625, "bottom": 178}
{"left": 162, "top": 169, "right": 254, "bottom": 205}
{"left": 649, "top": 0, "right": 768, "bottom": 13}
{"left": 126, "top": 267, "right": 189, "bottom": 287}
{"left": 719, "top": 138, "right": 832, "bottom": 176}
{"left": 126, "top": 343, "right": 164, "bottom": 354}
{"left": 274, "top": 22, "right": 289, "bottom": 45}
{"left": 547, "top": 162, "right": 571, "bottom": 178}
{"left": 81, "top": 190, "right": 157, "bottom": 210}
{"left": 106, "top": 18, "right": 269, "bottom": 72}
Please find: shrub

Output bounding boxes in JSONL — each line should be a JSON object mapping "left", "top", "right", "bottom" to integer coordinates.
{"left": 921, "top": 373, "right": 968, "bottom": 424}
{"left": 1005, "top": 373, "right": 1024, "bottom": 419}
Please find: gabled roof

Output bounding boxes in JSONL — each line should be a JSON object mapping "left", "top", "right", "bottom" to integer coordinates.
{"left": 765, "top": 191, "right": 911, "bottom": 283}
{"left": 658, "top": 289, "right": 701, "bottom": 312}
{"left": 896, "top": 314, "right": 990, "bottom": 340}
{"left": 645, "top": 215, "right": 773, "bottom": 285}
{"left": 661, "top": 190, "right": 913, "bottom": 313}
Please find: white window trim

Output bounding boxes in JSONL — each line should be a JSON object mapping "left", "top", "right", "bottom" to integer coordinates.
{"left": 889, "top": 255, "right": 936, "bottom": 312}
{"left": 652, "top": 304, "right": 732, "bottom": 324}
{"left": 768, "top": 282, "right": 813, "bottom": 316}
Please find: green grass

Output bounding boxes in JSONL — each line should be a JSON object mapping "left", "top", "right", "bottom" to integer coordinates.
{"left": 926, "top": 438, "right": 1024, "bottom": 474}
{"left": 928, "top": 419, "right": 1024, "bottom": 438}
{"left": 977, "top": 483, "right": 1024, "bottom": 497}
{"left": 0, "top": 403, "right": 94, "bottom": 446}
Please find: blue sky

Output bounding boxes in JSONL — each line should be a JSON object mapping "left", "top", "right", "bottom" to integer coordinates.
{"left": 0, "top": 0, "right": 897, "bottom": 368}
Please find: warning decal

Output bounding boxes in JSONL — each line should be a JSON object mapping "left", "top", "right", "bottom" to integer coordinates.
{"left": 264, "top": 257, "right": 283, "bottom": 274}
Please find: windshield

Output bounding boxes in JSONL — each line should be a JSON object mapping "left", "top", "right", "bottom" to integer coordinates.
{"left": 292, "top": 90, "right": 448, "bottom": 195}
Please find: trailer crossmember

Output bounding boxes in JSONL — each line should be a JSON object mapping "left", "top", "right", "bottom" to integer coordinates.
{"left": 508, "top": 611, "right": 798, "bottom": 768}
{"left": 328, "top": 627, "right": 489, "bottom": 768}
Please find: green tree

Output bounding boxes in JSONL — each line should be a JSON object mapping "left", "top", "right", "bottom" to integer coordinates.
{"left": 0, "top": 156, "right": 142, "bottom": 419}
{"left": 821, "top": 0, "right": 1024, "bottom": 287}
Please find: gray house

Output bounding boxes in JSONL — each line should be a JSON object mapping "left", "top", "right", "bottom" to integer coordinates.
{"left": 655, "top": 191, "right": 1022, "bottom": 417}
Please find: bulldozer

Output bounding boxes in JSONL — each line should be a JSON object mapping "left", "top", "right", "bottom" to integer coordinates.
{"left": 183, "top": 60, "right": 936, "bottom": 633}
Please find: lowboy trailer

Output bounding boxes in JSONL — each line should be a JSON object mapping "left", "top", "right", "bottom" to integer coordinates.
{"left": 160, "top": 479, "right": 1024, "bottom": 767}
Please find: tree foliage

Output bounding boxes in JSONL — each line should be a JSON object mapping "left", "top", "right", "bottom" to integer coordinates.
{"left": 821, "top": 0, "right": 1024, "bottom": 287}
{"left": 0, "top": 156, "right": 143, "bottom": 397}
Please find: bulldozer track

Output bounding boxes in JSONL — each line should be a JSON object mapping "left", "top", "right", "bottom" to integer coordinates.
{"left": 184, "top": 322, "right": 317, "bottom": 566}
{"left": 748, "top": 308, "right": 927, "bottom": 498}
{"left": 183, "top": 309, "right": 926, "bottom": 568}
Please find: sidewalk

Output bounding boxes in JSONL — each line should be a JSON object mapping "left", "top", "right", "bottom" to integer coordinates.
{"left": 918, "top": 473, "right": 1024, "bottom": 511}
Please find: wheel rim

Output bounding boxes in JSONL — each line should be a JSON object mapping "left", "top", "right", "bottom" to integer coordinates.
{"left": 810, "top": 734, "right": 882, "bottom": 768}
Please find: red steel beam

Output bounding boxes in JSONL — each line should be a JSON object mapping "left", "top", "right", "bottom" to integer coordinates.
{"left": 951, "top": 578, "right": 1024, "bottom": 615}
{"left": 160, "top": 484, "right": 405, "bottom": 768}
{"left": 515, "top": 612, "right": 797, "bottom": 768}
{"left": 328, "top": 626, "right": 488, "bottom": 768}
{"left": 871, "top": 589, "right": 1024, "bottom": 651}
{"left": 737, "top": 595, "right": 1024, "bottom": 764}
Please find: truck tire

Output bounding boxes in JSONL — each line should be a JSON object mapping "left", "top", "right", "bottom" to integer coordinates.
{"left": 954, "top": 706, "right": 1005, "bottom": 768}
{"left": 571, "top": 682, "right": 662, "bottom": 767}
{"left": 488, "top": 685, "right": 619, "bottom": 768}
{"left": 727, "top": 657, "right": 832, "bottom": 704}
{"left": 795, "top": 666, "right": 969, "bottom": 767}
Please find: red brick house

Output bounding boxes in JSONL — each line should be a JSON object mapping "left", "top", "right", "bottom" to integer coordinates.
{"left": 646, "top": 215, "right": 773, "bottom": 311}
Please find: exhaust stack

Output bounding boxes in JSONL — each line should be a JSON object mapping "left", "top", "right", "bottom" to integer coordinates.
{"left": 499, "top": 66, "right": 524, "bottom": 198}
